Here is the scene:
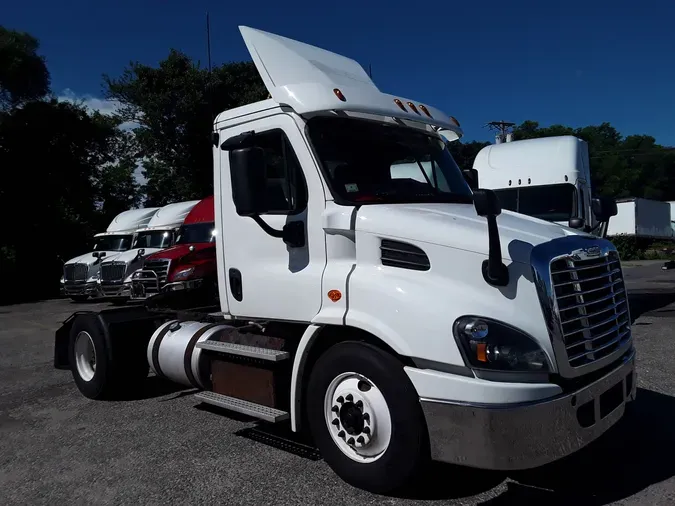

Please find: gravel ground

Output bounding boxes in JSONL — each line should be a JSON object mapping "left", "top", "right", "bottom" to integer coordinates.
{"left": 1, "top": 264, "right": 675, "bottom": 506}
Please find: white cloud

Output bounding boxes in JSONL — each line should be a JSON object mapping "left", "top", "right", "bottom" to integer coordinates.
{"left": 57, "top": 89, "right": 146, "bottom": 187}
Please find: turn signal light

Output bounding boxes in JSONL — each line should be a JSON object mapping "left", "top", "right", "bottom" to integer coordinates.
{"left": 407, "top": 102, "right": 420, "bottom": 114}
{"left": 334, "top": 88, "right": 346, "bottom": 102}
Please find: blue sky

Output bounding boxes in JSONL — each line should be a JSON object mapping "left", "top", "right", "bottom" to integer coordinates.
{"left": 4, "top": 0, "right": 675, "bottom": 145}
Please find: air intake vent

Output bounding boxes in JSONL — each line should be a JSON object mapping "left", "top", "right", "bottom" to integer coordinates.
{"left": 380, "top": 239, "right": 430, "bottom": 271}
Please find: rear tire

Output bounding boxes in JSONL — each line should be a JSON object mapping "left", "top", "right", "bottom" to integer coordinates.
{"left": 68, "top": 314, "right": 149, "bottom": 400}
{"left": 306, "top": 341, "right": 429, "bottom": 494}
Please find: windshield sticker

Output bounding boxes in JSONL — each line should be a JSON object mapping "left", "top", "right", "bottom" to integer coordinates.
{"left": 345, "top": 183, "right": 359, "bottom": 193}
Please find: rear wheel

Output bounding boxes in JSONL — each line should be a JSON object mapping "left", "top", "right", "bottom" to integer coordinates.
{"left": 68, "top": 315, "right": 149, "bottom": 399}
{"left": 306, "top": 341, "right": 429, "bottom": 494}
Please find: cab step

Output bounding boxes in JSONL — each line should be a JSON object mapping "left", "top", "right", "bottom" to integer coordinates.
{"left": 195, "top": 391, "right": 289, "bottom": 423}
{"left": 196, "top": 340, "right": 289, "bottom": 361}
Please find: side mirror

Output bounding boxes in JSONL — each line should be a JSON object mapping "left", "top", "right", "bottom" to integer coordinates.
{"left": 473, "top": 188, "right": 501, "bottom": 217}
{"left": 592, "top": 197, "right": 618, "bottom": 222}
{"left": 93, "top": 252, "right": 106, "bottom": 258}
{"left": 138, "top": 248, "right": 146, "bottom": 257}
{"left": 229, "top": 147, "right": 269, "bottom": 216}
{"left": 568, "top": 217, "right": 586, "bottom": 229}
{"left": 462, "top": 168, "right": 479, "bottom": 191}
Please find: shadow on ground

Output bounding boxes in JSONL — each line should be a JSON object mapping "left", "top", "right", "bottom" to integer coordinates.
{"left": 629, "top": 291, "right": 675, "bottom": 322}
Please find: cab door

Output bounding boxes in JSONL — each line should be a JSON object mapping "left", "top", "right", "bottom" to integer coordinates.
{"left": 217, "top": 114, "right": 327, "bottom": 321}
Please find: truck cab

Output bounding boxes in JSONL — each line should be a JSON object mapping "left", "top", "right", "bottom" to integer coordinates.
{"left": 60, "top": 207, "right": 159, "bottom": 301}
{"left": 130, "top": 196, "right": 217, "bottom": 300}
{"left": 99, "top": 200, "right": 199, "bottom": 301}
{"left": 55, "top": 26, "right": 636, "bottom": 495}
{"left": 470, "top": 136, "right": 613, "bottom": 235}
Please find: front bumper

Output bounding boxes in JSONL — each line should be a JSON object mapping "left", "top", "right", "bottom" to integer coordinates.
{"left": 100, "top": 281, "right": 131, "bottom": 298}
{"left": 421, "top": 348, "right": 636, "bottom": 471}
{"left": 63, "top": 281, "right": 101, "bottom": 297}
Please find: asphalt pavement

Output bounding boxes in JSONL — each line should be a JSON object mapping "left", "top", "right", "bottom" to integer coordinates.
{"left": 1, "top": 264, "right": 675, "bottom": 505}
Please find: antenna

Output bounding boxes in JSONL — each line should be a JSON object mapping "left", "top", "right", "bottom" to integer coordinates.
{"left": 206, "top": 12, "right": 214, "bottom": 122}
{"left": 485, "top": 120, "right": 515, "bottom": 144}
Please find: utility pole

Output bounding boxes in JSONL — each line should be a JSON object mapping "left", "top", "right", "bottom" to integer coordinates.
{"left": 486, "top": 120, "right": 515, "bottom": 144}
{"left": 206, "top": 12, "right": 214, "bottom": 122}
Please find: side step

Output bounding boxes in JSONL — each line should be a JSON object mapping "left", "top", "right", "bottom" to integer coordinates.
{"left": 195, "top": 340, "right": 289, "bottom": 362}
{"left": 195, "top": 391, "right": 289, "bottom": 423}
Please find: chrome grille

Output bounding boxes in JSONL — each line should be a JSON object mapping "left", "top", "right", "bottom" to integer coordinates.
{"left": 143, "top": 259, "right": 170, "bottom": 286}
{"left": 100, "top": 262, "right": 126, "bottom": 282}
{"left": 551, "top": 249, "right": 631, "bottom": 371}
{"left": 64, "top": 263, "right": 88, "bottom": 282}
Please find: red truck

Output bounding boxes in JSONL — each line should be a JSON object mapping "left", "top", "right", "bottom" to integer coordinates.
{"left": 130, "top": 196, "right": 217, "bottom": 301}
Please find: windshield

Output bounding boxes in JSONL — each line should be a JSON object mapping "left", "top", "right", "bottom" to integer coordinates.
{"left": 175, "top": 222, "right": 216, "bottom": 244}
{"left": 494, "top": 183, "right": 577, "bottom": 222}
{"left": 92, "top": 234, "right": 132, "bottom": 252}
{"left": 132, "top": 230, "right": 174, "bottom": 249}
{"left": 306, "top": 116, "right": 473, "bottom": 205}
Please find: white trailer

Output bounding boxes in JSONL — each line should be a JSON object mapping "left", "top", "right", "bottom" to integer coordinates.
{"left": 60, "top": 208, "right": 160, "bottom": 301}
{"left": 607, "top": 198, "right": 673, "bottom": 239}
{"left": 54, "top": 26, "right": 636, "bottom": 494}
{"left": 99, "top": 200, "right": 200, "bottom": 300}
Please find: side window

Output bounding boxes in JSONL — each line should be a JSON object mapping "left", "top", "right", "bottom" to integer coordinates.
{"left": 494, "top": 188, "right": 518, "bottom": 212}
{"left": 253, "top": 129, "right": 308, "bottom": 215}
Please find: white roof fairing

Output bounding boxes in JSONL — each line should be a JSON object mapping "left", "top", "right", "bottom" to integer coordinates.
{"left": 235, "top": 26, "right": 463, "bottom": 137}
{"left": 106, "top": 208, "right": 160, "bottom": 233}
{"left": 137, "top": 200, "right": 200, "bottom": 231}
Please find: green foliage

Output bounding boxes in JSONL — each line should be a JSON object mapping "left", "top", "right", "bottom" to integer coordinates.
{"left": 512, "top": 121, "right": 675, "bottom": 201}
{"left": 607, "top": 235, "right": 645, "bottom": 261}
{"left": 0, "top": 27, "right": 50, "bottom": 109}
{"left": 104, "top": 51, "right": 268, "bottom": 205}
{"left": 447, "top": 140, "right": 490, "bottom": 171}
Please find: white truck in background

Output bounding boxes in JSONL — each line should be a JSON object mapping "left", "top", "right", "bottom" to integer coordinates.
{"left": 60, "top": 208, "right": 159, "bottom": 301}
{"left": 470, "top": 136, "right": 605, "bottom": 234}
{"left": 99, "top": 200, "right": 200, "bottom": 301}
{"left": 54, "top": 26, "right": 636, "bottom": 494}
{"left": 607, "top": 198, "right": 673, "bottom": 239}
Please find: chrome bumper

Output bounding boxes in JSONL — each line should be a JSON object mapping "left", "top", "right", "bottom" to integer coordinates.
{"left": 63, "top": 281, "right": 101, "bottom": 296}
{"left": 421, "top": 349, "right": 636, "bottom": 471}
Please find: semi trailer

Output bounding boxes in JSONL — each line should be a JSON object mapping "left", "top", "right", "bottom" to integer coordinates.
{"left": 54, "top": 26, "right": 636, "bottom": 494}
{"left": 60, "top": 208, "right": 160, "bottom": 301}
{"left": 99, "top": 200, "right": 199, "bottom": 301}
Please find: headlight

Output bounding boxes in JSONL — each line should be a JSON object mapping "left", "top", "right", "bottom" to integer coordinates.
{"left": 172, "top": 267, "right": 195, "bottom": 281}
{"left": 453, "top": 316, "right": 551, "bottom": 372}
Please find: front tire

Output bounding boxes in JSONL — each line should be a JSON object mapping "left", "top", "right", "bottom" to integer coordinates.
{"left": 306, "top": 341, "right": 429, "bottom": 494}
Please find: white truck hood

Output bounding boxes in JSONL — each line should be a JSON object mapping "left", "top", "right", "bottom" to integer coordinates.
{"left": 355, "top": 203, "right": 588, "bottom": 264}
{"left": 65, "top": 251, "right": 124, "bottom": 266}
{"left": 105, "top": 248, "right": 163, "bottom": 264}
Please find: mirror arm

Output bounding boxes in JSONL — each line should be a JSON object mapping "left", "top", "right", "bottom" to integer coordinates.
{"left": 251, "top": 215, "right": 284, "bottom": 238}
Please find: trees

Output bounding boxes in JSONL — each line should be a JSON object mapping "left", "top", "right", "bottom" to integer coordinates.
{"left": 0, "top": 27, "right": 50, "bottom": 110}
{"left": 104, "top": 51, "right": 268, "bottom": 205}
{"left": 0, "top": 26, "right": 140, "bottom": 303}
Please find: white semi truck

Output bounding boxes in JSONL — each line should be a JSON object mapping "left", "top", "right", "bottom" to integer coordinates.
{"left": 469, "top": 136, "right": 617, "bottom": 237}
{"left": 99, "top": 200, "right": 199, "bottom": 301}
{"left": 54, "top": 27, "right": 636, "bottom": 494}
{"left": 60, "top": 208, "right": 160, "bottom": 301}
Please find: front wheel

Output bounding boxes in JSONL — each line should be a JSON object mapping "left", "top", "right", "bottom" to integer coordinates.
{"left": 306, "top": 341, "right": 429, "bottom": 494}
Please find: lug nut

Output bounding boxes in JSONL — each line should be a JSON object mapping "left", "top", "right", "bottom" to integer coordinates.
{"left": 357, "top": 436, "right": 365, "bottom": 444}
{"left": 347, "top": 437, "right": 355, "bottom": 446}
{"left": 331, "top": 405, "right": 339, "bottom": 413}
{"left": 331, "top": 419, "right": 340, "bottom": 427}
{"left": 355, "top": 400, "right": 363, "bottom": 409}
{"left": 363, "top": 426, "right": 371, "bottom": 434}
{"left": 338, "top": 430, "right": 345, "bottom": 438}
{"left": 362, "top": 413, "right": 370, "bottom": 422}
{"left": 346, "top": 394, "right": 353, "bottom": 402}
{"left": 336, "top": 396, "right": 344, "bottom": 404}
